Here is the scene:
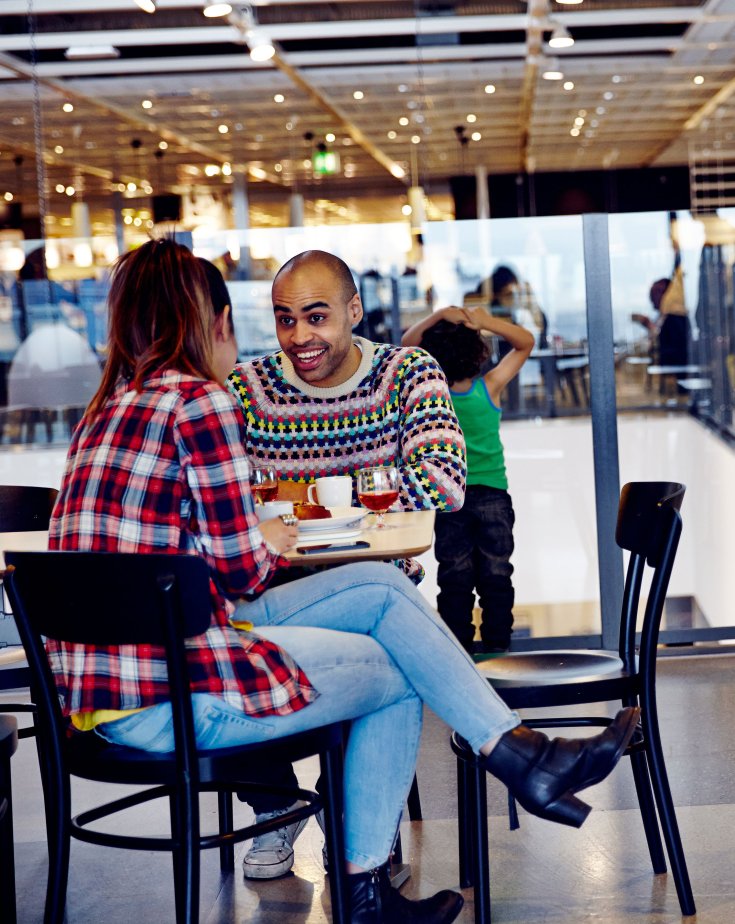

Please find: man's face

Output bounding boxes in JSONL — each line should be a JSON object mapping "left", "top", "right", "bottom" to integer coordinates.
{"left": 272, "top": 262, "right": 363, "bottom": 387}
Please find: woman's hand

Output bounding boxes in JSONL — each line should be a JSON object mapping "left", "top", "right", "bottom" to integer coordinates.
{"left": 259, "top": 517, "right": 299, "bottom": 555}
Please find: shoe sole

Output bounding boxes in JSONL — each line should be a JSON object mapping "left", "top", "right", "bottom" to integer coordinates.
{"left": 242, "top": 815, "right": 310, "bottom": 880}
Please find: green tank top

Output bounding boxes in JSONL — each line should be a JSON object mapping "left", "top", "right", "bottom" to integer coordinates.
{"left": 450, "top": 378, "right": 508, "bottom": 490}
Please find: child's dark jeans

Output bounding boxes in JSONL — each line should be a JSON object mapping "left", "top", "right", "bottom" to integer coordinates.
{"left": 434, "top": 485, "right": 515, "bottom": 652}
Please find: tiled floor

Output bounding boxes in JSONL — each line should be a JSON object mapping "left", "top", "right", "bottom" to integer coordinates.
{"left": 6, "top": 652, "right": 735, "bottom": 922}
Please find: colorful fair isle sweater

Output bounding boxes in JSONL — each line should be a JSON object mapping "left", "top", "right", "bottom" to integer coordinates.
{"left": 227, "top": 338, "right": 466, "bottom": 578}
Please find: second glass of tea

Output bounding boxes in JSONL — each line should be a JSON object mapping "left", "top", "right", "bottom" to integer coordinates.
{"left": 251, "top": 465, "right": 278, "bottom": 505}
{"left": 356, "top": 466, "right": 399, "bottom": 529}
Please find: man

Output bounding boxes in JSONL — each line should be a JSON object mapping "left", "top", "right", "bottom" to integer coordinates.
{"left": 226, "top": 249, "right": 466, "bottom": 879}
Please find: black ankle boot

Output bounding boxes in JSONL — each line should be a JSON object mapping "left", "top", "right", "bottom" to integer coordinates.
{"left": 482, "top": 706, "right": 640, "bottom": 827}
{"left": 348, "top": 862, "right": 464, "bottom": 923}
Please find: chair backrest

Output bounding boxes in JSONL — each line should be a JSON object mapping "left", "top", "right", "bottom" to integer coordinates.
{"left": 615, "top": 481, "right": 685, "bottom": 674}
{"left": 0, "top": 486, "right": 58, "bottom": 533}
{"left": 3, "top": 552, "right": 213, "bottom": 779}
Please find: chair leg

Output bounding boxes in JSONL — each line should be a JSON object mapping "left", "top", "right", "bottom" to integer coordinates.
{"left": 643, "top": 707, "right": 696, "bottom": 916}
{"left": 457, "top": 752, "right": 474, "bottom": 889}
{"left": 0, "top": 757, "right": 17, "bottom": 924}
{"left": 469, "top": 758, "right": 491, "bottom": 924}
{"left": 407, "top": 773, "right": 422, "bottom": 821}
{"left": 169, "top": 789, "right": 201, "bottom": 924}
{"left": 628, "top": 747, "right": 666, "bottom": 873}
{"left": 320, "top": 744, "right": 347, "bottom": 924}
{"left": 217, "top": 791, "right": 234, "bottom": 872}
{"left": 42, "top": 763, "right": 71, "bottom": 924}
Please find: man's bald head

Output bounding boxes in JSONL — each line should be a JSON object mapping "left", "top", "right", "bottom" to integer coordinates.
{"left": 274, "top": 250, "right": 357, "bottom": 302}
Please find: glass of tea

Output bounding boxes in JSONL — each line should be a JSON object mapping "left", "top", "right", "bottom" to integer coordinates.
{"left": 251, "top": 465, "right": 278, "bottom": 505}
{"left": 356, "top": 466, "right": 399, "bottom": 529}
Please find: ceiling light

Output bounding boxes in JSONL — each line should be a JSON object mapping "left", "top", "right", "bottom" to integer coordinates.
{"left": 693, "top": 75, "right": 705, "bottom": 85}
{"left": 134, "top": 0, "right": 156, "bottom": 12}
{"left": 570, "top": 128, "right": 580, "bottom": 136}
{"left": 484, "top": 84, "right": 496, "bottom": 94}
{"left": 399, "top": 117, "right": 409, "bottom": 126}
{"left": 62, "top": 102, "right": 74, "bottom": 113}
{"left": 325, "top": 132, "right": 336, "bottom": 143}
{"left": 402, "top": 204, "right": 412, "bottom": 216}
{"left": 248, "top": 32, "right": 275, "bottom": 61}
{"left": 54, "top": 145, "right": 64, "bottom": 154}
{"left": 222, "top": 162, "right": 232, "bottom": 175}
{"left": 274, "top": 93, "right": 285, "bottom": 103}
{"left": 141, "top": 99, "right": 153, "bottom": 109}
{"left": 603, "top": 91, "right": 614, "bottom": 101}
{"left": 387, "top": 130, "right": 397, "bottom": 139}
{"left": 204, "top": 164, "right": 221, "bottom": 176}
{"left": 3, "top": 192, "right": 13, "bottom": 202}
{"left": 158, "top": 141, "right": 168, "bottom": 150}
{"left": 203, "top": 1, "right": 232, "bottom": 17}
{"left": 563, "top": 80, "right": 574, "bottom": 90}
{"left": 65, "top": 186, "right": 75, "bottom": 196}
{"left": 555, "top": 0, "right": 583, "bottom": 5}
{"left": 542, "top": 62, "right": 564, "bottom": 80}
{"left": 411, "top": 135, "right": 421, "bottom": 144}
{"left": 274, "top": 163, "right": 282, "bottom": 173}
{"left": 353, "top": 90, "right": 364, "bottom": 100}
{"left": 65, "top": 45, "right": 120, "bottom": 60}
{"left": 249, "top": 166, "right": 267, "bottom": 180}
{"left": 218, "top": 123, "right": 229, "bottom": 134}
{"left": 574, "top": 116, "right": 584, "bottom": 126}
{"left": 471, "top": 132, "right": 482, "bottom": 141}
{"left": 549, "top": 23, "right": 574, "bottom": 48}
{"left": 466, "top": 113, "right": 477, "bottom": 123}
{"left": 55, "top": 184, "right": 65, "bottom": 193}
{"left": 390, "top": 163, "right": 406, "bottom": 179}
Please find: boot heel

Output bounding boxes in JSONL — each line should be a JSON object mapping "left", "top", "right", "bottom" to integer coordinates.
{"left": 541, "top": 793, "right": 591, "bottom": 828}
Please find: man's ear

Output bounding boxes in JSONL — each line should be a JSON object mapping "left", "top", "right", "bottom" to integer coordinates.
{"left": 214, "top": 305, "right": 232, "bottom": 341}
{"left": 348, "top": 292, "right": 363, "bottom": 328}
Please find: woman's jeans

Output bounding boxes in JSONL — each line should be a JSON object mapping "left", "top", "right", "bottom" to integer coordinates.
{"left": 97, "top": 561, "right": 519, "bottom": 870}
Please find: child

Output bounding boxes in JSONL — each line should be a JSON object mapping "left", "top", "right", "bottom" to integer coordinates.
{"left": 402, "top": 306, "right": 534, "bottom": 654}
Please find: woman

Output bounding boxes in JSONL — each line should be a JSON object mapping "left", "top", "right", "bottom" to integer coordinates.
{"left": 48, "top": 239, "right": 638, "bottom": 924}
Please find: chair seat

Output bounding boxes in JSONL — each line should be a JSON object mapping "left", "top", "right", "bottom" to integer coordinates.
{"left": 476, "top": 649, "right": 625, "bottom": 686}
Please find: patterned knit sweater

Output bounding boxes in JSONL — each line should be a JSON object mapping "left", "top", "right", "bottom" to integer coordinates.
{"left": 227, "top": 338, "right": 466, "bottom": 513}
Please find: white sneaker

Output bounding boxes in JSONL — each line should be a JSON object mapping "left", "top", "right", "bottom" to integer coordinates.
{"left": 242, "top": 800, "right": 310, "bottom": 880}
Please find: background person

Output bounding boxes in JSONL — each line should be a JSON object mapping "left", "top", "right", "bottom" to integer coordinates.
{"left": 402, "top": 306, "right": 534, "bottom": 655}
{"left": 48, "top": 238, "right": 638, "bottom": 924}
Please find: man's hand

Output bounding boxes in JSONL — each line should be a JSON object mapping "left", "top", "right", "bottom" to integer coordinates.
{"left": 258, "top": 517, "right": 298, "bottom": 555}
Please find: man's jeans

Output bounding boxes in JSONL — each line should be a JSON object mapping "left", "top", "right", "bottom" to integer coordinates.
{"left": 97, "top": 561, "right": 519, "bottom": 870}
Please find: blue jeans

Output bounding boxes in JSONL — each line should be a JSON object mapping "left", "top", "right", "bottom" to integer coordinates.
{"left": 97, "top": 561, "right": 519, "bottom": 870}
{"left": 435, "top": 486, "right": 515, "bottom": 651}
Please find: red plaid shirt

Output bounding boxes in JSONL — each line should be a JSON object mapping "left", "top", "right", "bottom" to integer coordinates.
{"left": 48, "top": 371, "right": 316, "bottom": 718}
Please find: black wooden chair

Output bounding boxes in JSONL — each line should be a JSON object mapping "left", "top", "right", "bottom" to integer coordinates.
{"left": 0, "top": 486, "right": 58, "bottom": 737}
{"left": 0, "top": 714, "right": 18, "bottom": 924}
{"left": 4, "top": 550, "right": 348, "bottom": 924}
{"left": 452, "top": 481, "right": 695, "bottom": 921}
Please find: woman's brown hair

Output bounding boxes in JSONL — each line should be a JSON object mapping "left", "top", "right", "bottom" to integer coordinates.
{"left": 86, "top": 239, "right": 216, "bottom": 419}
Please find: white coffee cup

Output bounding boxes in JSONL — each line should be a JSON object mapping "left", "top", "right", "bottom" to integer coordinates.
{"left": 307, "top": 476, "right": 353, "bottom": 509}
{"left": 256, "top": 500, "right": 294, "bottom": 522}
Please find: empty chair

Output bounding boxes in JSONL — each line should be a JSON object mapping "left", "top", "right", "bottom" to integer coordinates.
{"left": 452, "top": 481, "right": 695, "bottom": 920}
{"left": 5, "top": 550, "right": 348, "bottom": 924}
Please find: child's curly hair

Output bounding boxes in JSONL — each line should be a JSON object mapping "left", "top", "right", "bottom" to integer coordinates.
{"left": 419, "top": 318, "right": 490, "bottom": 386}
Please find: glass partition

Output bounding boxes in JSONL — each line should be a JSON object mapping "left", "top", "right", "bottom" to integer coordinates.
{"left": 5, "top": 210, "right": 735, "bottom": 646}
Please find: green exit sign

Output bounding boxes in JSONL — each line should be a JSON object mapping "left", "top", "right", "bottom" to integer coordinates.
{"left": 312, "top": 149, "right": 341, "bottom": 175}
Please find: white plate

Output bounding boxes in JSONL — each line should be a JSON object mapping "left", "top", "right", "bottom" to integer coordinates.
{"left": 296, "top": 506, "right": 367, "bottom": 533}
{"left": 296, "top": 527, "right": 364, "bottom": 547}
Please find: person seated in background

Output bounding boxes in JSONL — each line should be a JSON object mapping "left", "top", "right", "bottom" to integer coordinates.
{"left": 49, "top": 238, "right": 640, "bottom": 924}
{"left": 226, "top": 248, "right": 467, "bottom": 879}
{"left": 402, "top": 305, "right": 534, "bottom": 655}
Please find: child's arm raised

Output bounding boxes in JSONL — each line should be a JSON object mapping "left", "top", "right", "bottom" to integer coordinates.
{"left": 401, "top": 306, "right": 472, "bottom": 346}
{"left": 462, "top": 306, "right": 535, "bottom": 406}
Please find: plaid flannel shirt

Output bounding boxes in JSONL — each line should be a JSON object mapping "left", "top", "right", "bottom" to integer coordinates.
{"left": 47, "top": 371, "right": 316, "bottom": 718}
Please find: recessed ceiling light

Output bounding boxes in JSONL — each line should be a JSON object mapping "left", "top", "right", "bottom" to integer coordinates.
{"left": 65, "top": 45, "right": 120, "bottom": 60}
{"left": 402, "top": 204, "right": 412, "bottom": 216}
{"left": 542, "top": 68, "right": 564, "bottom": 81}
{"left": 411, "top": 135, "right": 421, "bottom": 144}
{"left": 693, "top": 75, "right": 705, "bottom": 85}
{"left": 141, "top": 99, "right": 153, "bottom": 109}
{"left": 218, "top": 124, "right": 229, "bottom": 134}
{"left": 603, "top": 91, "right": 614, "bottom": 101}
{"left": 471, "top": 132, "right": 482, "bottom": 141}
{"left": 484, "top": 84, "right": 496, "bottom": 94}
{"left": 555, "top": 0, "right": 583, "bottom": 5}
{"left": 387, "top": 130, "right": 397, "bottom": 139}
{"left": 466, "top": 113, "right": 477, "bottom": 123}
{"left": 390, "top": 163, "right": 406, "bottom": 179}
{"left": 399, "top": 117, "right": 409, "bottom": 126}
{"left": 563, "top": 81, "right": 574, "bottom": 90}
{"left": 274, "top": 163, "right": 283, "bottom": 173}
{"left": 570, "top": 128, "right": 580, "bottom": 136}
{"left": 62, "top": 102, "right": 74, "bottom": 112}
{"left": 274, "top": 93, "right": 285, "bottom": 103}
{"left": 55, "top": 184, "right": 65, "bottom": 193}
{"left": 326, "top": 132, "right": 336, "bottom": 143}
{"left": 353, "top": 90, "right": 364, "bottom": 100}
{"left": 65, "top": 186, "right": 75, "bottom": 196}
{"left": 203, "top": 1, "right": 232, "bottom": 17}
{"left": 54, "top": 145, "right": 64, "bottom": 154}
{"left": 574, "top": 116, "right": 584, "bottom": 126}
{"left": 158, "top": 140, "right": 168, "bottom": 150}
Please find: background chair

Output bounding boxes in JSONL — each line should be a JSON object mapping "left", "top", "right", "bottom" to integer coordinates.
{"left": 5, "top": 550, "right": 348, "bottom": 924}
{"left": 0, "top": 486, "right": 58, "bottom": 736}
{"left": 452, "top": 481, "right": 695, "bottom": 922}
{"left": 0, "top": 713, "right": 18, "bottom": 924}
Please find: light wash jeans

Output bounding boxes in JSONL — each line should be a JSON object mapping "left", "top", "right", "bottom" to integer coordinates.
{"left": 97, "top": 561, "right": 519, "bottom": 870}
